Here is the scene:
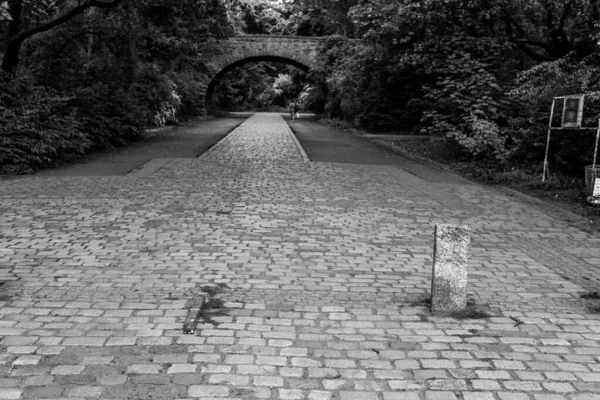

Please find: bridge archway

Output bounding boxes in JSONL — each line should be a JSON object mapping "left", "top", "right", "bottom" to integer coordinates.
{"left": 197, "top": 35, "right": 320, "bottom": 115}
{"left": 206, "top": 56, "right": 310, "bottom": 114}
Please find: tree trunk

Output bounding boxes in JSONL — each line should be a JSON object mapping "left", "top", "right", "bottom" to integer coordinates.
{"left": 1, "top": 0, "right": 123, "bottom": 79}
{"left": 2, "top": 0, "right": 22, "bottom": 78}
{"left": 122, "top": 4, "right": 137, "bottom": 83}
{"left": 1, "top": 39, "right": 22, "bottom": 78}
{"left": 124, "top": 32, "right": 137, "bottom": 82}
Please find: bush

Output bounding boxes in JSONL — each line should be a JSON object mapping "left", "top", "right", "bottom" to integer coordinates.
{"left": 508, "top": 53, "right": 600, "bottom": 175}
{"left": 0, "top": 74, "right": 155, "bottom": 174}
{"left": 170, "top": 72, "right": 207, "bottom": 117}
{"left": 0, "top": 76, "right": 90, "bottom": 174}
{"left": 70, "top": 84, "right": 147, "bottom": 150}
{"left": 129, "top": 65, "right": 181, "bottom": 127}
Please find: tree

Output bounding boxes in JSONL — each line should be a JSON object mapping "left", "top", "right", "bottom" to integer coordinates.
{"left": 2, "top": 0, "right": 124, "bottom": 78}
{"left": 1, "top": 0, "right": 233, "bottom": 174}
{"left": 501, "top": 0, "right": 600, "bottom": 61}
{"left": 0, "top": 1, "right": 10, "bottom": 20}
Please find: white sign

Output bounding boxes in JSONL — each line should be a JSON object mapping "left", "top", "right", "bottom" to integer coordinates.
{"left": 561, "top": 95, "right": 584, "bottom": 128}
{"left": 589, "top": 177, "right": 600, "bottom": 204}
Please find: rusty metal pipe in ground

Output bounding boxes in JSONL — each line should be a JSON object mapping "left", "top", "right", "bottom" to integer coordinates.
{"left": 183, "top": 293, "right": 206, "bottom": 334}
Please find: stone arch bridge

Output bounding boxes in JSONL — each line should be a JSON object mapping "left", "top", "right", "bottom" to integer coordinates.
{"left": 197, "top": 35, "right": 322, "bottom": 115}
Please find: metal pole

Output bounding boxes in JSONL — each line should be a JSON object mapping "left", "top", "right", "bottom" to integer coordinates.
{"left": 593, "top": 118, "right": 600, "bottom": 170}
{"left": 591, "top": 119, "right": 600, "bottom": 198}
{"left": 542, "top": 98, "right": 556, "bottom": 182}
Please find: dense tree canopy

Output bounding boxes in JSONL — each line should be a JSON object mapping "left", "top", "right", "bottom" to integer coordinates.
{"left": 310, "top": 0, "right": 600, "bottom": 167}
{"left": 1, "top": 0, "right": 599, "bottom": 175}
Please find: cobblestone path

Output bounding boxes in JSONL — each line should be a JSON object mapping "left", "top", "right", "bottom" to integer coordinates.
{"left": 1, "top": 113, "right": 600, "bottom": 399}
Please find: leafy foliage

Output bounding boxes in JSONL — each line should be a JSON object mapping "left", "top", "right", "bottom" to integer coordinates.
{"left": 2, "top": 0, "right": 600, "bottom": 176}
{"left": 312, "top": 0, "right": 600, "bottom": 167}
{"left": 0, "top": 0, "right": 232, "bottom": 174}
{"left": 509, "top": 53, "right": 600, "bottom": 174}
{"left": 416, "top": 49, "right": 508, "bottom": 159}
{"left": 211, "top": 61, "right": 306, "bottom": 112}
{"left": 311, "top": 33, "right": 423, "bottom": 131}
{"left": 0, "top": 1, "right": 10, "bottom": 20}
{"left": 0, "top": 75, "right": 88, "bottom": 174}
{"left": 224, "top": 0, "right": 359, "bottom": 36}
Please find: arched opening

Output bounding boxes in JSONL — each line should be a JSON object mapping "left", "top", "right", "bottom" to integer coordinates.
{"left": 206, "top": 56, "right": 310, "bottom": 116}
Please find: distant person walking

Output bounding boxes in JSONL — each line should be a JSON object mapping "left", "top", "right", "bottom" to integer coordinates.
{"left": 288, "top": 101, "right": 299, "bottom": 122}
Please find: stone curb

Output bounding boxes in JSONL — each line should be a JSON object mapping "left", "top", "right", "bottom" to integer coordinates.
{"left": 285, "top": 122, "right": 311, "bottom": 163}
{"left": 124, "top": 158, "right": 174, "bottom": 178}
{"left": 196, "top": 117, "right": 250, "bottom": 161}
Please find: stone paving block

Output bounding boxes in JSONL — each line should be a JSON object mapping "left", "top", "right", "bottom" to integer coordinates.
{"left": 463, "top": 393, "right": 496, "bottom": 400}
{"left": 105, "top": 337, "right": 137, "bottom": 346}
{"left": 533, "top": 395, "right": 569, "bottom": 400}
{"left": 188, "top": 385, "right": 229, "bottom": 397}
{"left": 308, "top": 391, "right": 333, "bottom": 400}
{"left": 425, "top": 392, "right": 458, "bottom": 400}
{"left": 167, "top": 364, "right": 197, "bottom": 374}
{"left": 22, "top": 375, "right": 53, "bottom": 387}
{"left": 98, "top": 374, "right": 127, "bottom": 385}
{"left": 279, "top": 388, "right": 304, "bottom": 400}
{"left": 51, "top": 365, "right": 85, "bottom": 375}
{"left": 125, "top": 364, "right": 162, "bottom": 375}
{"left": 339, "top": 392, "right": 378, "bottom": 400}
{"left": 498, "top": 392, "right": 532, "bottom": 400}
{"left": 0, "top": 389, "right": 22, "bottom": 399}
{"left": 62, "top": 338, "right": 105, "bottom": 346}
{"left": 254, "top": 376, "right": 284, "bottom": 387}
{"left": 12, "top": 356, "right": 41, "bottom": 366}
{"left": 208, "top": 374, "right": 249, "bottom": 385}
{"left": 65, "top": 386, "right": 102, "bottom": 398}
{"left": 383, "top": 393, "right": 421, "bottom": 400}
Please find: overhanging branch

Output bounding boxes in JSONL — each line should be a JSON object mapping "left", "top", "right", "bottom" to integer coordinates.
{"left": 558, "top": 0, "right": 574, "bottom": 33}
{"left": 15, "top": 0, "right": 124, "bottom": 45}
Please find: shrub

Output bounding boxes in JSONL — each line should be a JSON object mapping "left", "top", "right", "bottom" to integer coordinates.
{"left": 129, "top": 65, "right": 181, "bottom": 127}
{"left": 414, "top": 48, "right": 509, "bottom": 160}
{"left": 0, "top": 76, "right": 90, "bottom": 174}
{"left": 170, "top": 72, "right": 207, "bottom": 117}
{"left": 0, "top": 74, "right": 153, "bottom": 174}
{"left": 509, "top": 53, "right": 600, "bottom": 175}
{"left": 70, "top": 84, "right": 147, "bottom": 150}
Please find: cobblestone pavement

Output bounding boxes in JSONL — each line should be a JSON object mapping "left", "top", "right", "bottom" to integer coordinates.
{"left": 1, "top": 113, "right": 600, "bottom": 399}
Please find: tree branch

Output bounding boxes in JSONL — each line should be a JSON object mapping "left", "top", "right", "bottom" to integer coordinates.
{"left": 557, "top": 0, "right": 574, "bottom": 43}
{"left": 15, "top": 0, "right": 124, "bottom": 44}
{"left": 512, "top": 40, "right": 554, "bottom": 61}
{"left": 515, "top": 38, "right": 555, "bottom": 53}
{"left": 47, "top": 30, "right": 118, "bottom": 72}
{"left": 7, "top": 0, "right": 21, "bottom": 37}
{"left": 558, "top": 0, "right": 574, "bottom": 33}
{"left": 541, "top": 1, "right": 554, "bottom": 32}
{"left": 503, "top": 12, "right": 526, "bottom": 37}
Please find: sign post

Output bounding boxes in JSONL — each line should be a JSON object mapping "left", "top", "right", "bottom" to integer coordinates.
{"left": 542, "top": 94, "right": 592, "bottom": 183}
{"left": 542, "top": 99, "right": 556, "bottom": 182}
{"left": 588, "top": 119, "right": 600, "bottom": 205}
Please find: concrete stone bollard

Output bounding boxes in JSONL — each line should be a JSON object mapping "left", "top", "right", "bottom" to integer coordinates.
{"left": 431, "top": 224, "right": 471, "bottom": 314}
